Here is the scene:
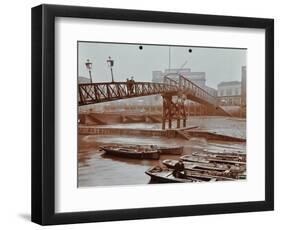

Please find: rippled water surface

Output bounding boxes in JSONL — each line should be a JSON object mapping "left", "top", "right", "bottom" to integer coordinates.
{"left": 78, "top": 116, "right": 246, "bottom": 187}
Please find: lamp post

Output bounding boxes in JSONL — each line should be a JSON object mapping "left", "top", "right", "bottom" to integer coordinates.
{"left": 107, "top": 56, "right": 114, "bottom": 82}
{"left": 85, "top": 59, "right": 93, "bottom": 83}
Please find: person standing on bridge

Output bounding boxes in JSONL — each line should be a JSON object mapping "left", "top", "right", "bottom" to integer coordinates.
{"left": 126, "top": 76, "right": 135, "bottom": 95}
{"left": 126, "top": 78, "right": 131, "bottom": 95}
{"left": 130, "top": 76, "right": 135, "bottom": 94}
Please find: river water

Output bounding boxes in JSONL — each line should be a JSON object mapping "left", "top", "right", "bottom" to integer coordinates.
{"left": 78, "top": 116, "right": 246, "bottom": 187}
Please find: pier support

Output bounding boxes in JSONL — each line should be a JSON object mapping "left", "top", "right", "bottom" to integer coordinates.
{"left": 177, "top": 119, "right": 180, "bottom": 128}
{"left": 162, "top": 94, "right": 187, "bottom": 130}
{"left": 183, "top": 118, "right": 186, "bottom": 127}
{"left": 162, "top": 94, "right": 173, "bottom": 129}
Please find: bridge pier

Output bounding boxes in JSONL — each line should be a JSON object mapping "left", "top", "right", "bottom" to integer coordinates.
{"left": 162, "top": 120, "right": 166, "bottom": 130}
{"left": 162, "top": 94, "right": 172, "bottom": 130}
{"left": 177, "top": 119, "right": 180, "bottom": 128}
{"left": 162, "top": 94, "right": 187, "bottom": 130}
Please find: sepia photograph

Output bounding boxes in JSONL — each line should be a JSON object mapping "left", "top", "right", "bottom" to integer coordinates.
{"left": 77, "top": 41, "right": 247, "bottom": 187}
{"left": 31, "top": 4, "right": 274, "bottom": 225}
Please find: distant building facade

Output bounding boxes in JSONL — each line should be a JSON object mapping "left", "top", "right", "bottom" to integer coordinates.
{"left": 152, "top": 68, "right": 217, "bottom": 97}
{"left": 241, "top": 66, "right": 246, "bottom": 106}
{"left": 217, "top": 81, "right": 241, "bottom": 106}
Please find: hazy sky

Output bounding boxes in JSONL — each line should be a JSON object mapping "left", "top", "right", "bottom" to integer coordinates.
{"left": 78, "top": 42, "right": 246, "bottom": 89}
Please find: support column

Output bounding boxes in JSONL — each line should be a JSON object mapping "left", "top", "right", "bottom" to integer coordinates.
{"left": 183, "top": 118, "right": 186, "bottom": 127}
{"left": 162, "top": 94, "right": 173, "bottom": 130}
{"left": 188, "top": 101, "right": 190, "bottom": 119}
{"left": 193, "top": 103, "right": 195, "bottom": 116}
{"left": 168, "top": 96, "right": 172, "bottom": 129}
{"left": 168, "top": 115, "right": 172, "bottom": 129}
{"left": 177, "top": 119, "right": 180, "bottom": 128}
{"left": 162, "top": 102, "right": 165, "bottom": 130}
{"left": 162, "top": 117, "right": 165, "bottom": 130}
{"left": 182, "top": 97, "right": 187, "bottom": 128}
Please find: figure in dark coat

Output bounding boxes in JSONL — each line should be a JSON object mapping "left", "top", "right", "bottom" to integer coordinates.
{"left": 173, "top": 160, "right": 185, "bottom": 178}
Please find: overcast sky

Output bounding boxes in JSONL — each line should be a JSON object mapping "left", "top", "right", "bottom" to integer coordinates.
{"left": 78, "top": 42, "right": 246, "bottom": 89}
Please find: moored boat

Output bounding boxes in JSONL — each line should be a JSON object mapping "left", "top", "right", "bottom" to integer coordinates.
{"left": 100, "top": 145, "right": 160, "bottom": 160}
{"left": 156, "top": 145, "right": 184, "bottom": 155}
{"left": 183, "top": 170, "right": 235, "bottom": 181}
{"left": 162, "top": 159, "right": 245, "bottom": 179}
{"left": 125, "top": 144, "right": 183, "bottom": 155}
{"left": 162, "top": 159, "right": 229, "bottom": 172}
{"left": 145, "top": 166, "right": 234, "bottom": 183}
{"left": 200, "top": 149, "right": 246, "bottom": 162}
{"left": 145, "top": 166, "right": 203, "bottom": 183}
{"left": 203, "top": 148, "right": 244, "bottom": 155}
{"left": 181, "top": 154, "right": 246, "bottom": 166}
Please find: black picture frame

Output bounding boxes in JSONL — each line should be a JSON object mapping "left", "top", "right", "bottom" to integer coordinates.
{"left": 31, "top": 4, "right": 274, "bottom": 225}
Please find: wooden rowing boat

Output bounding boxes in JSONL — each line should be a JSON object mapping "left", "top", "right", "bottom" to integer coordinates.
{"left": 183, "top": 170, "right": 235, "bottom": 181}
{"left": 200, "top": 149, "right": 246, "bottom": 162}
{"left": 181, "top": 154, "right": 246, "bottom": 165}
{"left": 157, "top": 145, "right": 184, "bottom": 155}
{"left": 145, "top": 166, "right": 203, "bottom": 183}
{"left": 125, "top": 144, "right": 183, "bottom": 155}
{"left": 162, "top": 159, "right": 245, "bottom": 179}
{"left": 162, "top": 159, "right": 229, "bottom": 172}
{"left": 145, "top": 166, "right": 235, "bottom": 183}
{"left": 100, "top": 145, "right": 160, "bottom": 160}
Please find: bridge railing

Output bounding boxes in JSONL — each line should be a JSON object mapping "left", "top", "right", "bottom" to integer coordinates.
{"left": 164, "top": 74, "right": 217, "bottom": 105}
{"left": 79, "top": 74, "right": 218, "bottom": 107}
{"left": 78, "top": 82, "right": 178, "bottom": 105}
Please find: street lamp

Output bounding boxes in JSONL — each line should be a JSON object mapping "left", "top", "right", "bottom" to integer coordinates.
{"left": 85, "top": 59, "right": 93, "bottom": 83}
{"left": 107, "top": 56, "right": 114, "bottom": 82}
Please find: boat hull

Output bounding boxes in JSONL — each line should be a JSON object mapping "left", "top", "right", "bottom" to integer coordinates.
{"left": 162, "top": 159, "right": 228, "bottom": 172}
{"left": 199, "top": 150, "right": 246, "bottom": 162}
{"left": 145, "top": 166, "right": 198, "bottom": 183}
{"left": 157, "top": 146, "right": 184, "bottom": 155}
{"left": 145, "top": 166, "right": 234, "bottom": 183}
{"left": 181, "top": 154, "right": 246, "bottom": 166}
{"left": 101, "top": 147, "right": 160, "bottom": 160}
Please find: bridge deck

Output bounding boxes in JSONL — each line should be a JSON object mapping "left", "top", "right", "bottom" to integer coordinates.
{"left": 78, "top": 82, "right": 178, "bottom": 106}
{"left": 78, "top": 76, "right": 230, "bottom": 117}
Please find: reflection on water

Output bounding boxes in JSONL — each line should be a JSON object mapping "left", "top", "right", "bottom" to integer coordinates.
{"left": 78, "top": 117, "right": 246, "bottom": 187}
